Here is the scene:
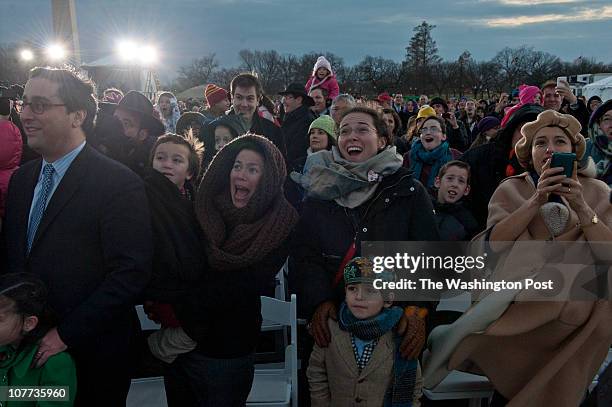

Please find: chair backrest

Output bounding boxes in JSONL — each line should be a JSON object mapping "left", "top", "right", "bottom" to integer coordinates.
{"left": 273, "top": 258, "right": 289, "bottom": 301}
{"left": 260, "top": 294, "right": 298, "bottom": 407}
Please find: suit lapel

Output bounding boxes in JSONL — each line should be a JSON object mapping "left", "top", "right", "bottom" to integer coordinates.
{"left": 332, "top": 323, "right": 360, "bottom": 377}
{"left": 30, "top": 146, "right": 90, "bottom": 252}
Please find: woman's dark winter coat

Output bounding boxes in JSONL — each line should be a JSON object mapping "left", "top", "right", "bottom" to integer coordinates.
{"left": 176, "top": 240, "right": 289, "bottom": 358}
{"left": 289, "top": 167, "right": 440, "bottom": 319}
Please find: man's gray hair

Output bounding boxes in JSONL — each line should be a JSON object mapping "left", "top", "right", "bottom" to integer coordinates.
{"left": 332, "top": 93, "right": 356, "bottom": 107}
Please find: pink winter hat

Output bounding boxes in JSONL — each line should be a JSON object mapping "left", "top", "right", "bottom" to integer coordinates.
{"left": 312, "top": 56, "right": 333, "bottom": 76}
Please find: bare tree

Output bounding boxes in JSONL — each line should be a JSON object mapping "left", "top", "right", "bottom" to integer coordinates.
{"left": 174, "top": 53, "right": 220, "bottom": 91}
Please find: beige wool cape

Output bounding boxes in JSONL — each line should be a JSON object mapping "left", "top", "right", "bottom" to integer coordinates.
{"left": 425, "top": 171, "right": 612, "bottom": 407}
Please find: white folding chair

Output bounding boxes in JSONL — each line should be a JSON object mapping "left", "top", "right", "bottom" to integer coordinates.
{"left": 135, "top": 304, "right": 161, "bottom": 330}
{"left": 423, "top": 370, "right": 494, "bottom": 407}
{"left": 247, "top": 294, "right": 298, "bottom": 407}
{"left": 127, "top": 377, "right": 168, "bottom": 407}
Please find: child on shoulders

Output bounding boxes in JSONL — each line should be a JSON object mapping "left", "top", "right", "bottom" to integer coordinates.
{"left": 305, "top": 56, "right": 340, "bottom": 102}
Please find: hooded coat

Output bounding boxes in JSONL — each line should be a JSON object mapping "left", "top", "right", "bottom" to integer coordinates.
{"left": 0, "top": 119, "right": 22, "bottom": 218}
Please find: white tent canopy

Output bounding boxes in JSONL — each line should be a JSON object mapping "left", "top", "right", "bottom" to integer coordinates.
{"left": 582, "top": 76, "right": 612, "bottom": 102}
{"left": 176, "top": 85, "right": 207, "bottom": 101}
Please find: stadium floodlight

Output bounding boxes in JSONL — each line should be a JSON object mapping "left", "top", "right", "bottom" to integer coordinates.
{"left": 139, "top": 45, "right": 158, "bottom": 65}
{"left": 46, "top": 44, "right": 67, "bottom": 61}
{"left": 117, "top": 40, "right": 139, "bottom": 62}
{"left": 20, "top": 49, "right": 34, "bottom": 62}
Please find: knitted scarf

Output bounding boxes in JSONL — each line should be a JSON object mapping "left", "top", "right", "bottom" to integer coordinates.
{"left": 588, "top": 121, "right": 612, "bottom": 181}
{"left": 290, "top": 146, "right": 403, "bottom": 209}
{"left": 338, "top": 302, "right": 417, "bottom": 407}
{"left": 196, "top": 135, "right": 299, "bottom": 271}
{"left": 409, "top": 139, "right": 452, "bottom": 188}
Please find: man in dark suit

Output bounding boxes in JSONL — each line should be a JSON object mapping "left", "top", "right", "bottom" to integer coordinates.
{"left": 2, "top": 67, "right": 152, "bottom": 406}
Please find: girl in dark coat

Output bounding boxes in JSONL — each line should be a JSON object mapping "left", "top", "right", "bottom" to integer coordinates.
{"left": 169, "top": 134, "right": 298, "bottom": 407}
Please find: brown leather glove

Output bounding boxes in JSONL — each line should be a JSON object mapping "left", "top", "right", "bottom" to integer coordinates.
{"left": 397, "top": 306, "right": 427, "bottom": 359}
{"left": 309, "top": 300, "right": 338, "bottom": 348}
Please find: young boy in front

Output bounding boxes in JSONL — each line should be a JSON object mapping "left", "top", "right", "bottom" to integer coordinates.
{"left": 307, "top": 257, "right": 422, "bottom": 406}
{"left": 433, "top": 160, "right": 479, "bottom": 241}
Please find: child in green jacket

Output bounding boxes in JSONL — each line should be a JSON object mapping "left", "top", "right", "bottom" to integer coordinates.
{"left": 0, "top": 273, "right": 76, "bottom": 406}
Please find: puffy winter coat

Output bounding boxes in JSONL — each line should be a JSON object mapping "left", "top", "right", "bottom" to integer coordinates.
{"left": 289, "top": 167, "right": 440, "bottom": 318}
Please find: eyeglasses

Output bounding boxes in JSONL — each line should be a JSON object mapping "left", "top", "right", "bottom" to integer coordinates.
{"left": 339, "top": 125, "right": 376, "bottom": 137}
{"left": 419, "top": 127, "right": 442, "bottom": 135}
{"left": 22, "top": 101, "right": 66, "bottom": 115}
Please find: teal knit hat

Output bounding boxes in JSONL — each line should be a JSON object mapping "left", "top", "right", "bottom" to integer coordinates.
{"left": 308, "top": 115, "right": 337, "bottom": 141}
{"left": 344, "top": 257, "right": 395, "bottom": 285}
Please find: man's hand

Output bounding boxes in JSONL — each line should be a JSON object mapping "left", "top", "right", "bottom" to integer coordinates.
{"left": 309, "top": 301, "right": 338, "bottom": 348}
{"left": 34, "top": 328, "right": 68, "bottom": 368}
{"left": 556, "top": 79, "right": 577, "bottom": 105}
{"left": 396, "top": 308, "right": 426, "bottom": 359}
{"left": 446, "top": 113, "right": 459, "bottom": 129}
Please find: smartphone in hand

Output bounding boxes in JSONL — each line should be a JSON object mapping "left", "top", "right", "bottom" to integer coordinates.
{"left": 550, "top": 152, "right": 576, "bottom": 178}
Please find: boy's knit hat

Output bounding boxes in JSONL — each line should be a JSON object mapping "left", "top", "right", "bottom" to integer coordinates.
{"left": 313, "top": 56, "right": 333, "bottom": 76}
{"left": 308, "top": 115, "right": 337, "bottom": 140}
{"left": 204, "top": 84, "right": 228, "bottom": 107}
{"left": 417, "top": 105, "right": 437, "bottom": 120}
{"left": 344, "top": 257, "right": 395, "bottom": 285}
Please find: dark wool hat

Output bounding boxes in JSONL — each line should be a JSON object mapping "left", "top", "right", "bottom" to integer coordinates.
{"left": 430, "top": 97, "right": 448, "bottom": 112}
{"left": 589, "top": 99, "right": 612, "bottom": 128}
{"left": 502, "top": 104, "right": 545, "bottom": 135}
{"left": 176, "top": 112, "right": 206, "bottom": 136}
{"left": 279, "top": 83, "right": 315, "bottom": 106}
{"left": 116, "top": 91, "right": 165, "bottom": 136}
{"left": 477, "top": 116, "right": 501, "bottom": 134}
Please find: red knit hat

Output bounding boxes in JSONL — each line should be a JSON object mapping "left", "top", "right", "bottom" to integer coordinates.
{"left": 204, "top": 84, "right": 228, "bottom": 107}
{"left": 377, "top": 92, "right": 392, "bottom": 103}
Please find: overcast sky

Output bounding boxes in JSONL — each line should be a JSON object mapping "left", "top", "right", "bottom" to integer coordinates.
{"left": 1, "top": 0, "right": 611, "bottom": 81}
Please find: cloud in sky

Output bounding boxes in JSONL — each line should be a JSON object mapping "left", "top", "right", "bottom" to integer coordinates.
{"left": 482, "top": 5, "right": 612, "bottom": 26}
{"left": 1, "top": 0, "right": 611, "bottom": 81}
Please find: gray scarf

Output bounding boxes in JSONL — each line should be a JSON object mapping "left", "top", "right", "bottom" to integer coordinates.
{"left": 290, "top": 146, "right": 403, "bottom": 208}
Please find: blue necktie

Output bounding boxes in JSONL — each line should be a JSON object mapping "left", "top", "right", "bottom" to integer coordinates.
{"left": 27, "top": 164, "right": 55, "bottom": 253}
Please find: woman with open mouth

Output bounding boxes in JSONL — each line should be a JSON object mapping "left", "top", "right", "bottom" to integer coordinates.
{"left": 290, "top": 106, "right": 440, "bottom": 404}
{"left": 406, "top": 115, "right": 462, "bottom": 190}
{"left": 168, "top": 134, "right": 298, "bottom": 406}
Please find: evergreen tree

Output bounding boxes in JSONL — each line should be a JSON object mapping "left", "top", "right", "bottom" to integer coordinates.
{"left": 404, "top": 21, "right": 442, "bottom": 93}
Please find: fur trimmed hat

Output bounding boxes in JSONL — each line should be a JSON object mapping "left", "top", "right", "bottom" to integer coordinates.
{"left": 515, "top": 110, "right": 585, "bottom": 169}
